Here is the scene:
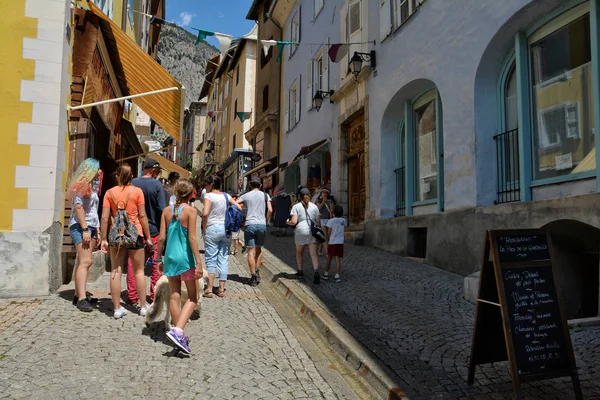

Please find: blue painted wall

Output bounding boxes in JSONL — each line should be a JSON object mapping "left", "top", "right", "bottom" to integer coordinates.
{"left": 368, "top": 0, "right": 590, "bottom": 217}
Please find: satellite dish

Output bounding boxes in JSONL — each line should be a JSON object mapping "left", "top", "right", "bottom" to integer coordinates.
{"left": 205, "top": 154, "right": 213, "bottom": 163}
{"left": 251, "top": 153, "right": 262, "bottom": 162}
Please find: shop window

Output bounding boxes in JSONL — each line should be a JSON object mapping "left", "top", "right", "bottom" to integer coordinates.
{"left": 530, "top": 11, "right": 594, "bottom": 180}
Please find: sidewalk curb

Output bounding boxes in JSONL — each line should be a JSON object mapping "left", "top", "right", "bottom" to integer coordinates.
{"left": 253, "top": 252, "right": 409, "bottom": 400}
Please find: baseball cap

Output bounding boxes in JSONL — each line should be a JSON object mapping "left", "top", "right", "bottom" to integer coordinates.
{"left": 143, "top": 158, "right": 163, "bottom": 170}
{"left": 299, "top": 188, "right": 311, "bottom": 197}
{"left": 250, "top": 176, "right": 261, "bottom": 184}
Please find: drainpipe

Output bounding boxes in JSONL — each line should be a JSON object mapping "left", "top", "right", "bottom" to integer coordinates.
{"left": 266, "top": 0, "right": 282, "bottom": 29}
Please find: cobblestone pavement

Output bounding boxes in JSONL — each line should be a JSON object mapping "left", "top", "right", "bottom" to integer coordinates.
{"left": 0, "top": 256, "right": 350, "bottom": 400}
{"left": 261, "top": 230, "right": 600, "bottom": 399}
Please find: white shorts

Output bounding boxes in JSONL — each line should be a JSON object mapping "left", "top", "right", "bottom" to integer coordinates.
{"left": 295, "top": 232, "right": 316, "bottom": 246}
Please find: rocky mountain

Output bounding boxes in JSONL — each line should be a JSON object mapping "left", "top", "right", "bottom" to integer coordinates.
{"left": 157, "top": 23, "right": 218, "bottom": 106}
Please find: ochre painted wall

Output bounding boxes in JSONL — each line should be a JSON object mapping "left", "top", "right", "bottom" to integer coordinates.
{"left": 0, "top": 0, "right": 37, "bottom": 230}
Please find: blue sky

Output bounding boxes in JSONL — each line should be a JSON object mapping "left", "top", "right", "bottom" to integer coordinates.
{"left": 166, "top": 0, "right": 256, "bottom": 47}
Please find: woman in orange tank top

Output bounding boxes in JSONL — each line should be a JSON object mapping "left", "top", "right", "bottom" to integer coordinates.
{"left": 100, "top": 164, "right": 153, "bottom": 319}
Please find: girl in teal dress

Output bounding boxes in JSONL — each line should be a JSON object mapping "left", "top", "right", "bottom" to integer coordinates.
{"left": 156, "top": 179, "right": 204, "bottom": 354}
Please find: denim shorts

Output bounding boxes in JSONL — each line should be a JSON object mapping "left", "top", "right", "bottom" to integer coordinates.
{"left": 69, "top": 223, "right": 98, "bottom": 245}
{"left": 244, "top": 224, "right": 266, "bottom": 248}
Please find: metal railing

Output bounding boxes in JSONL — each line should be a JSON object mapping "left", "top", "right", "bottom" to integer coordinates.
{"left": 494, "top": 128, "right": 520, "bottom": 204}
{"left": 395, "top": 167, "right": 406, "bottom": 217}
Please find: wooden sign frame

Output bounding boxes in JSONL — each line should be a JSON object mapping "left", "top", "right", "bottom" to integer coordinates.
{"left": 467, "top": 229, "right": 582, "bottom": 400}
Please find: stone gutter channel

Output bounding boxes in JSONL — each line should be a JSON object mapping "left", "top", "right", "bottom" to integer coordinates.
{"left": 235, "top": 250, "right": 409, "bottom": 400}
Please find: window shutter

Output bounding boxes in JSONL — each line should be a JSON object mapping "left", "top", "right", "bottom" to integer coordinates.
{"left": 298, "top": 6, "right": 302, "bottom": 42}
{"left": 324, "top": 49, "right": 329, "bottom": 92}
{"left": 379, "top": 0, "right": 392, "bottom": 41}
{"left": 306, "top": 60, "right": 313, "bottom": 111}
{"left": 349, "top": 1, "right": 361, "bottom": 35}
{"left": 283, "top": 91, "right": 289, "bottom": 133}
{"left": 295, "top": 77, "right": 301, "bottom": 124}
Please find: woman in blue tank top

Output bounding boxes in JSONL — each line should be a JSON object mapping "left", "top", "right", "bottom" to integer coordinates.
{"left": 155, "top": 180, "right": 203, "bottom": 354}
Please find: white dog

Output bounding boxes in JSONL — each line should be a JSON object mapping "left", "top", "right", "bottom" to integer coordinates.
{"left": 145, "top": 269, "right": 208, "bottom": 330}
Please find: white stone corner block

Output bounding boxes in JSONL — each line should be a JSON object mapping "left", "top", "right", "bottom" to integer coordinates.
{"left": 18, "top": 123, "right": 61, "bottom": 146}
{"left": 12, "top": 209, "right": 55, "bottom": 232}
{"left": 15, "top": 165, "right": 59, "bottom": 190}
{"left": 23, "top": 38, "right": 63, "bottom": 64}
{"left": 29, "top": 145, "right": 60, "bottom": 169}
{"left": 25, "top": 0, "right": 66, "bottom": 22}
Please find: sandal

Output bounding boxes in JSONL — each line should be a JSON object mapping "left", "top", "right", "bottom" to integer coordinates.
{"left": 217, "top": 288, "right": 225, "bottom": 298}
{"left": 203, "top": 291, "right": 213, "bottom": 298}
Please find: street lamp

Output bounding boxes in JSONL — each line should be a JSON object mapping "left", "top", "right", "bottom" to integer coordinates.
{"left": 312, "top": 89, "right": 335, "bottom": 112}
{"left": 350, "top": 51, "right": 377, "bottom": 77}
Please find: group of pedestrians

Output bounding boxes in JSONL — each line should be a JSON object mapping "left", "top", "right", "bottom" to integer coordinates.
{"left": 66, "top": 156, "right": 347, "bottom": 353}
{"left": 287, "top": 187, "right": 347, "bottom": 284}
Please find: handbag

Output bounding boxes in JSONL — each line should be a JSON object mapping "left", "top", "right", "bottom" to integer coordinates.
{"left": 304, "top": 206, "right": 326, "bottom": 243}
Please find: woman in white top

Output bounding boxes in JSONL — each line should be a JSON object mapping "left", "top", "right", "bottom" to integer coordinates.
{"left": 287, "top": 188, "right": 321, "bottom": 284}
{"left": 201, "top": 175, "right": 241, "bottom": 297}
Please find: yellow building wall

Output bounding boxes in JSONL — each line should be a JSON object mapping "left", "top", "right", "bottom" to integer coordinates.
{"left": 0, "top": 0, "right": 38, "bottom": 230}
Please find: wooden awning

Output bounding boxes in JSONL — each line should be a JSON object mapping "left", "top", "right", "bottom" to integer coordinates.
{"left": 153, "top": 154, "right": 191, "bottom": 179}
{"left": 88, "top": 2, "right": 184, "bottom": 141}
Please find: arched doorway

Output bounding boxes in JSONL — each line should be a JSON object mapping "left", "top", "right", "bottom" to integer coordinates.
{"left": 543, "top": 219, "right": 600, "bottom": 319}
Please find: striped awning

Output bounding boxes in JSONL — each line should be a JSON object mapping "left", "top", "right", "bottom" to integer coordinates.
{"left": 88, "top": 2, "right": 184, "bottom": 141}
{"left": 153, "top": 154, "right": 191, "bottom": 179}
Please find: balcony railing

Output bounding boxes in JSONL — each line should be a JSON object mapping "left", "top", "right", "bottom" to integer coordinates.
{"left": 494, "top": 128, "right": 520, "bottom": 204}
{"left": 395, "top": 167, "right": 406, "bottom": 217}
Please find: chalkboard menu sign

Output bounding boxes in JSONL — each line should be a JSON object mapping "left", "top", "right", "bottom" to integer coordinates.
{"left": 502, "top": 266, "right": 567, "bottom": 376}
{"left": 468, "top": 230, "right": 582, "bottom": 400}
{"left": 496, "top": 233, "right": 550, "bottom": 263}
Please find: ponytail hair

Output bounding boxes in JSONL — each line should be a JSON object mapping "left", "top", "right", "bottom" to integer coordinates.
{"left": 172, "top": 179, "right": 195, "bottom": 220}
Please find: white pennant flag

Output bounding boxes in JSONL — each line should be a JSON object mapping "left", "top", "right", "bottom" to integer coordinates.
{"left": 214, "top": 33, "right": 233, "bottom": 62}
{"left": 261, "top": 40, "right": 277, "bottom": 57}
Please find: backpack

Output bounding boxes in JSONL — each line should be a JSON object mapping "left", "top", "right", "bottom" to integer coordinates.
{"left": 107, "top": 188, "right": 139, "bottom": 250}
{"left": 223, "top": 193, "right": 243, "bottom": 237}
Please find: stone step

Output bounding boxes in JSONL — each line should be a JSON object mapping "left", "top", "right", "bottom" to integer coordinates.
{"left": 344, "top": 230, "right": 364, "bottom": 246}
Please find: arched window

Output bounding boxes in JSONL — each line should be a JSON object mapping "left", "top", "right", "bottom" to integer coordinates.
{"left": 529, "top": 5, "right": 594, "bottom": 181}
{"left": 504, "top": 64, "right": 518, "bottom": 131}
{"left": 413, "top": 90, "right": 439, "bottom": 202}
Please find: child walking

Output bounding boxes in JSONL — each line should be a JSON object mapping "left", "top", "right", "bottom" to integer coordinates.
{"left": 323, "top": 206, "right": 347, "bottom": 283}
{"left": 156, "top": 180, "right": 204, "bottom": 354}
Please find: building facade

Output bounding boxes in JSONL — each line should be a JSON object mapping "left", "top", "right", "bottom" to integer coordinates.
{"left": 181, "top": 99, "right": 208, "bottom": 171}
{"left": 245, "top": 0, "right": 282, "bottom": 192}
{"left": 0, "top": 0, "right": 72, "bottom": 297}
{"left": 365, "top": 0, "right": 600, "bottom": 320}
{"left": 271, "top": 0, "right": 342, "bottom": 200}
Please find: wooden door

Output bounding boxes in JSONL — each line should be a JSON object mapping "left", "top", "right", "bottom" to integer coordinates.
{"left": 348, "top": 116, "right": 366, "bottom": 223}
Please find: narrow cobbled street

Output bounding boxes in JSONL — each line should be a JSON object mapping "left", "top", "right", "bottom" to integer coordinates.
{"left": 0, "top": 255, "right": 355, "bottom": 400}
{"left": 260, "top": 231, "right": 600, "bottom": 400}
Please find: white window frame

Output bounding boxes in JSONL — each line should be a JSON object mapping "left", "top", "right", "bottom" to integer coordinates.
{"left": 224, "top": 79, "right": 230, "bottom": 98}
{"left": 314, "top": 0, "right": 324, "bottom": 18}
{"left": 537, "top": 102, "right": 580, "bottom": 148}
{"left": 289, "top": 78, "right": 301, "bottom": 130}
{"left": 224, "top": 106, "right": 228, "bottom": 125}
{"left": 290, "top": 10, "right": 301, "bottom": 56}
{"left": 392, "top": 0, "right": 415, "bottom": 30}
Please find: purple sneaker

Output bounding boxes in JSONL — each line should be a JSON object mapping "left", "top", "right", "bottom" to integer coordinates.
{"left": 166, "top": 329, "right": 191, "bottom": 354}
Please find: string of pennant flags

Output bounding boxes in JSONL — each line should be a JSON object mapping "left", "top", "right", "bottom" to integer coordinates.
{"left": 134, "top": 9, "right": 375, "bottom": 65}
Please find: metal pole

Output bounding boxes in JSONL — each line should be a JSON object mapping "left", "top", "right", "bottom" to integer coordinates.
{"left": 68, "top": 87, "right": 179, "bottom": 111}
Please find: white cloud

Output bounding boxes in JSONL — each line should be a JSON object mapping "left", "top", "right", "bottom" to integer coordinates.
{"left": 179, "top": 11, "right": 195, "bottom": 27}
{"left": 218, "top": 12, "right": 224, "bottom": 19}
